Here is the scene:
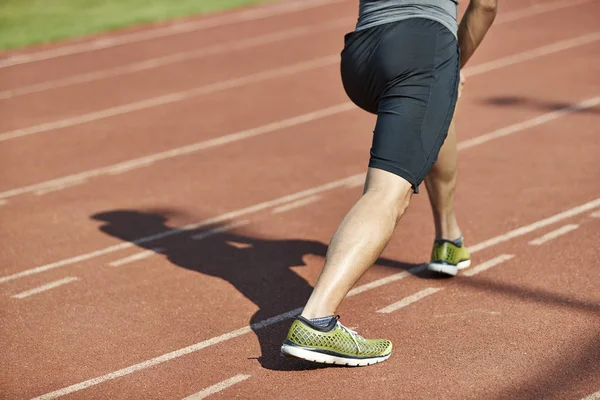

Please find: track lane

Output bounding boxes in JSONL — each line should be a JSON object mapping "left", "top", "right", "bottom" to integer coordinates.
{"left": 2, "top": 1, "right": 599, "bottom": 134}
{"left": 0, "top": 0, "right": 355, "bottom": 89}
{"left": 2, "top": 105, "right": 598, "bottom": 398}
{"left": 0, "top": 40, "right": 598, "bottom": 277}
{"left": 2, "top": 1, "right": 599, "bottom": 398}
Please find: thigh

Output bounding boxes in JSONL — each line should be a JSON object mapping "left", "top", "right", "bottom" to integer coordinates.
{"left": 368, "top": 18, "right": 460, "bottom": 193}
{"left": 340, "top": 25, "right": 386, "bottom": 114}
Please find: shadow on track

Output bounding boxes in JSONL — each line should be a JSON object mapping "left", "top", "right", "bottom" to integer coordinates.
{"left": 91, "top": 209, "right": 420, "bottom": 371}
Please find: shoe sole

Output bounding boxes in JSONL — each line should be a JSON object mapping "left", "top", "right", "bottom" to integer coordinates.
{"left": 280, "top": 344, "right": 391, "bottom": 367}
{"left": 427, "top": 259, "right": 471, "bottom": 276}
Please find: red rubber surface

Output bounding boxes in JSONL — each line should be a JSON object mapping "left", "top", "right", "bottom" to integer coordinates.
{"left": 1, "top": 0, "right": 599, "bottom": 399}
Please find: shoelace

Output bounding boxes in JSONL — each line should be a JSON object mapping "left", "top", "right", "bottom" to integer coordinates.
{"left": 337, "top": 322, "right": 364, "bottom": 354}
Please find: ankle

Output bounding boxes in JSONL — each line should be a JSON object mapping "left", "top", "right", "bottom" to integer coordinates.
{"left": 303, "top": 315, "right": 336, "bottom": 328}
{"left": 433, "top": 217, "right": 461, "bottom": 241}
{"left": 435, "top": 232, "right": 463, "bottom": 242}
{"left": 435, "top": 236, "right": 463, "bottom": 247}
{"left": 300, "top": 309, "right": 335, "bottom": 320}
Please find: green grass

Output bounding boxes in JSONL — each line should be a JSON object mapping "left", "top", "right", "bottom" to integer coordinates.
{"left": 0, "top": 0, "right": 276, "bottom": 50}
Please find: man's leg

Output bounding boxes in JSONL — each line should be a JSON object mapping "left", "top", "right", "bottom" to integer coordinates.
{"left": 424, "top": 72, "right": 465, "bottom": 241}
{"left": 282, "top": 18, "right": 459, "bottom": 366}
{"left": 281, "top": 167, "right": 408, "bottom": 366}
{"left": 424, "top": 119, "right": 462, "bottom": 241}
{"left": 301, "top": 167, "right": 412, "bottom": 319}
{"left": 425, "top": 95, "right": 471, "bottom": 276}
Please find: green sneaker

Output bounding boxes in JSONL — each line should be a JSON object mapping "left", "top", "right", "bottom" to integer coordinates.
{"left": 281, "top": 315, "right": 392, "bottom": 367}
{"left": 427, "top": 237, "right": 471, "bottom": 276}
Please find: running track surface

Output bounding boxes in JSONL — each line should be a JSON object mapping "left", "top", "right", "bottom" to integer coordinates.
{"left": 1, "top": 0, "right": 599, "bottom": 399}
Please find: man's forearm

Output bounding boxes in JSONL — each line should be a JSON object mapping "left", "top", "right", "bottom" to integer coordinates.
{"left": 458, "top": 0, "right": 498, "bottom": 68}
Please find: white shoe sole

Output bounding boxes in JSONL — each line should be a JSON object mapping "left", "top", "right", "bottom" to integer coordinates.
{"left": 427, "top": 259, "right": 471, "bottom": 276}
{"left": 281, "top": 344, "right": 391, "bottom": 367}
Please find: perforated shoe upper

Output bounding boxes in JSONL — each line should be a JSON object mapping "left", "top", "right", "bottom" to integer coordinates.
{"left": 285, "top": 318, "right": 392, "bottom": 358}
{"left": 430, "top": 239, "right": 470, "bottom": 266}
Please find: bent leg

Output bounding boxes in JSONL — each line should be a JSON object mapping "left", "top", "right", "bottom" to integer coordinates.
{"left": 301, "top": 168, "right": 412, "bottom": 319}
{"left": 424, "top": 118, "right": 462, "bottom": 241}
{"left": 301, "top": 19, "right": 460, "bottom": 318}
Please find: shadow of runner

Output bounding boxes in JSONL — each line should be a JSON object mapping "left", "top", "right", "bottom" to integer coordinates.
{"left": 91, "top": 209, "right": 421, "bottom": 371}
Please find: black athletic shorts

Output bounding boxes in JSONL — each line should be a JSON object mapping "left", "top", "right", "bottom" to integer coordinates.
{"left": 341, "top": 18, "right": 460, "bottom": 193}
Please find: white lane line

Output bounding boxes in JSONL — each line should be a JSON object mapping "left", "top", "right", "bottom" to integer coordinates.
{"left": 108, "top": 248, "right": 164, "bottom": 267}
{"left": 34, "top": 178, "right": 87, "bottom": 196}
{"left": 0, "top": 55, "right": 338, "bottom": 143}
{"left": 272, "top": 195, "right": 321, "bottom": 214}
{"left": 191, "top": 220, "right": 250, "bottom": 240}
{"left": 0, "top": 0, "right": 593, "bottom": 94}
{"left": 0, "top": 174, "right": 364, "bottom": 284}
{"left": 182, "top": 375, "right": 251, "bottom": 400}
{"left": 433, "top": 309, "right": 501, "bottom": 318}
{"left": 107, "top": 159, "right": 156, "bottom": 175}
{"left": 469, "top": 200, "right": 600, "bottom": 253}
{"left": 0, "top": 102, "right": 354, "bottom": 200}
{"left": 344, "top": 175, "right": 365, "bottom": 189}
{"left": 3, "top": 90, "right": 597, "bottom": 204}
{"left": 3, "top": 31, "right": 598, "bottom": 144}
{"left": 0, "top": 19, "right": 352, "bottom": 100}
{"left": 351, "top": 199, "right": 600, "bottom": 293}
{"left": 0, "top": 40, "right": 594, "bottom": 202}
{"left": 464, "top": 32, "right": 600, "bottom": 77}
{"left": 347, "top": 265, "right": 426, "bottom": 297}
{"left": 458, "top": 96, "right": 600, "bottom": 150}
{"left": 377, "top": 288, "right": 442, "bottom": 313}
{"left": 2, "top": 0, "right": 585, "bottom": 69}
{"left": 528, "top": 224, "right": 580, "bottom": 246}
{"left": 462, "top": 254, "right": 516, "bottom": 277}
{"left": 0, "top": 0, "right": 347, "bottom": 68}
{"left": 590, "top": 210, "right": 600, "bottom": 218}
{"left": 11, "top": 277, "right": 79, "bottom": 299}
{"left": 3, "top": 103, "right": 599, "bottom": 284}
{"left": 582, "top": 390, "right": 600, "bottom": 400}
{"left": 0, "top": 39, "right": 594, "bottom": 203}
{"left": 2, "top": 0, "right": 586, "bottom": 99}
{"left": 29, "top": 199, "right": 600, "bottom": 398}
{"left": 31, "top": 308, "right": 301, "bottom": 400}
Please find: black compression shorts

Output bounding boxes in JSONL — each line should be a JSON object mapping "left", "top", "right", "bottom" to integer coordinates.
{"left": 341, "top": 18, "right": 460, "bottom": 193}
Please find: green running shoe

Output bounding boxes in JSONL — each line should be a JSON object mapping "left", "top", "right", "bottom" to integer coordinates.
{"left": 281, "top": 315, "right": 392, "bottom": 367}
{"left": 427, "top": 237, "right": 471, "bottom": 276}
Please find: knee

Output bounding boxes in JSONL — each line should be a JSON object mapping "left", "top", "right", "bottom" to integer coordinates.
{"left": 366, "top": 185, "right": 412, "bottom": 222}
{"left": 364, "top": 167, "right": 414, "bottom": 221}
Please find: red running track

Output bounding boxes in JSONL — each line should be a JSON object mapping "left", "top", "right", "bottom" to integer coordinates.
{"left": 0, "top": 0, "right": 599, "bottom": 399}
